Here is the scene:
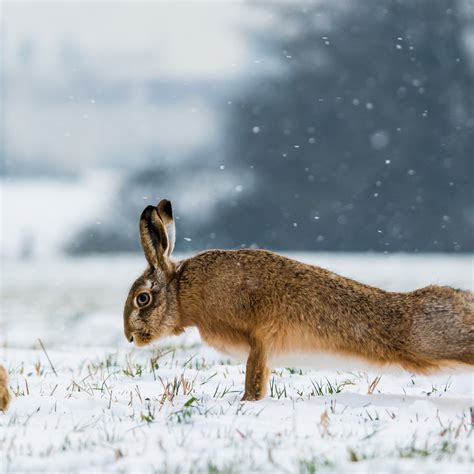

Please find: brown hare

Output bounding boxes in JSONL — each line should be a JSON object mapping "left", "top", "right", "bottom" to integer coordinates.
{"left": 123, "top": 200, "right": 474, "bottom": 401}
{"left": 0, "top": 365, "right": 10, "bottom": 411}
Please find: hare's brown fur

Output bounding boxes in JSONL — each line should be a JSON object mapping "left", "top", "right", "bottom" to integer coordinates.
{"left": 124, "top": 201, "right": 474, "bottom": 401}
{"left": 0, "top": 365, "right": 10, "bottom": 411}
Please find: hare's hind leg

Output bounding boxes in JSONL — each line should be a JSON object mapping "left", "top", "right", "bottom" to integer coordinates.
{"left": 437, "top": 289, "right": 474, "bottom": 366}
{"left": 0, "top": 365, "right": 10, "bottom": 411}
{"left": 242, "top": 337, "right": 270, "bottom": 401}
{"left": 409, "top": 287, "right": 474, "bottom": 369}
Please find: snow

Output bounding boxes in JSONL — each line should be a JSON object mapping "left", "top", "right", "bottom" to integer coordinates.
{"left": 1, "top": 253, "right": 473, "bottom": 472}
{"left": 0, "top": 171, "right": 118, "bottom": 258}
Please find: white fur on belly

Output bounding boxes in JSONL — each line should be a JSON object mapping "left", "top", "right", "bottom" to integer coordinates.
{"left": 221, "top": 347, "right": 395, "bottom": 373}
{"left": 269, "top": 352, "right": 387, "bottom": 372}
{"left": 219, "top": 347, "right": 472, "bottom": 374}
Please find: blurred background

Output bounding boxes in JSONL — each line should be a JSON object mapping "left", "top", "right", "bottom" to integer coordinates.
{"left": 1, "top": 0, "right": 473, "bottom": 259}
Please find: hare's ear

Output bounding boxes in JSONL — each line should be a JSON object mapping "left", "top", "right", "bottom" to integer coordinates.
{"left": 139, "top": 205, "right": 169, "bottom": 270}
{"left": 156, "top": 199, "right": 176, "bottom": 257}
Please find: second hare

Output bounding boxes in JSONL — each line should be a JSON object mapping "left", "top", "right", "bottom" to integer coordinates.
{"left": 0, "top": 366, "right": 10, "bottom": 411}
{"left": 123, "top": 200, "right": 474, "bottom": 401}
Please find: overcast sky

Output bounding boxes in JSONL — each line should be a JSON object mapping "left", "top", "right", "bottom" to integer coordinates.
{"left": 2, "top": 1, "right": 266, "bottom": 79}
{"left": 1, "top": 2, "right": 280, "bottom": 172}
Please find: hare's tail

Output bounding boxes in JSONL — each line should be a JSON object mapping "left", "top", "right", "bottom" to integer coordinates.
{"left": 408, "top": 286, "right": 474, "bottom": 368}
{"left": 0, "top": 365, "right": 10, "bottom": 411}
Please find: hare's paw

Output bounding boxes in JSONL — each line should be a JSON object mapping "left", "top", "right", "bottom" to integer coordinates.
{"left": 241, "top": 390, "right": 264, "bottom": 402}
{"left": 241, "top": 379, "right": 267, "bottom": 401}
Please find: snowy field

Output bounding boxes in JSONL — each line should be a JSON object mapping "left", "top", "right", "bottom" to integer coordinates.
{"left": 1, "top": 253, "right": 473, "bottom": 473}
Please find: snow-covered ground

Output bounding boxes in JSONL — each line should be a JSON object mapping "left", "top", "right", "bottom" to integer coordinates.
{"left": 1, "top": 253, "right": 473, "bottom": 473}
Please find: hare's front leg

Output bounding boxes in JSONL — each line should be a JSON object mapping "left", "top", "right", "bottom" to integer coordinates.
{"left": 242, "top": 337, "right": 270, "bottom": 401}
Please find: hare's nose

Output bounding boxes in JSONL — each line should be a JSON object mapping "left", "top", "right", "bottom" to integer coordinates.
{"left": 124, "top": 323, "right": 134, "bottom": 343}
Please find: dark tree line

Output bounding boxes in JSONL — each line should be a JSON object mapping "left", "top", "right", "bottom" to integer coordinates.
{"left": 71, "top": 0, "right": 474, "bottom": 254}
{"left": 210, "top": 0, "right": 474, "bottom": 252}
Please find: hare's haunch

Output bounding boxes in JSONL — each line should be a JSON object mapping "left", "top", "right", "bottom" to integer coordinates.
{"left": 123, "top": 200, "right": 474, "bottom": 401}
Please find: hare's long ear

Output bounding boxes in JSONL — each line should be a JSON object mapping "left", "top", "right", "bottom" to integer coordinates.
{"left": 156, "top": 199, "right": 176, "bottom": 257}
{"left": 139, "top": 205, "right": 170, "bottom": 271}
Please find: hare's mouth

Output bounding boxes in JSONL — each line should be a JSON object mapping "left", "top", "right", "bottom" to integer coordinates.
{"left": 132, "top": 331, "right": 153, "bottom": 347}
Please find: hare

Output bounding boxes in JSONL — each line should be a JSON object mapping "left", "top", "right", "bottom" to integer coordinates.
{"left": 0, "top": 365, "right": 10, "bottom": 411}
{"left": 123, "top": 200, "right": 474, "bottom": 401}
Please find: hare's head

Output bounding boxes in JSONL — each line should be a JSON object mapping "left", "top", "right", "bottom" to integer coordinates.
{"left": 123, "top": 200, "right": 180, "bottom": 346}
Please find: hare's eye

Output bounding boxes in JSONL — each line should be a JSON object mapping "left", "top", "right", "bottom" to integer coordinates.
{"left": 136, "top": 292, "right": 151, "bottom": 308}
